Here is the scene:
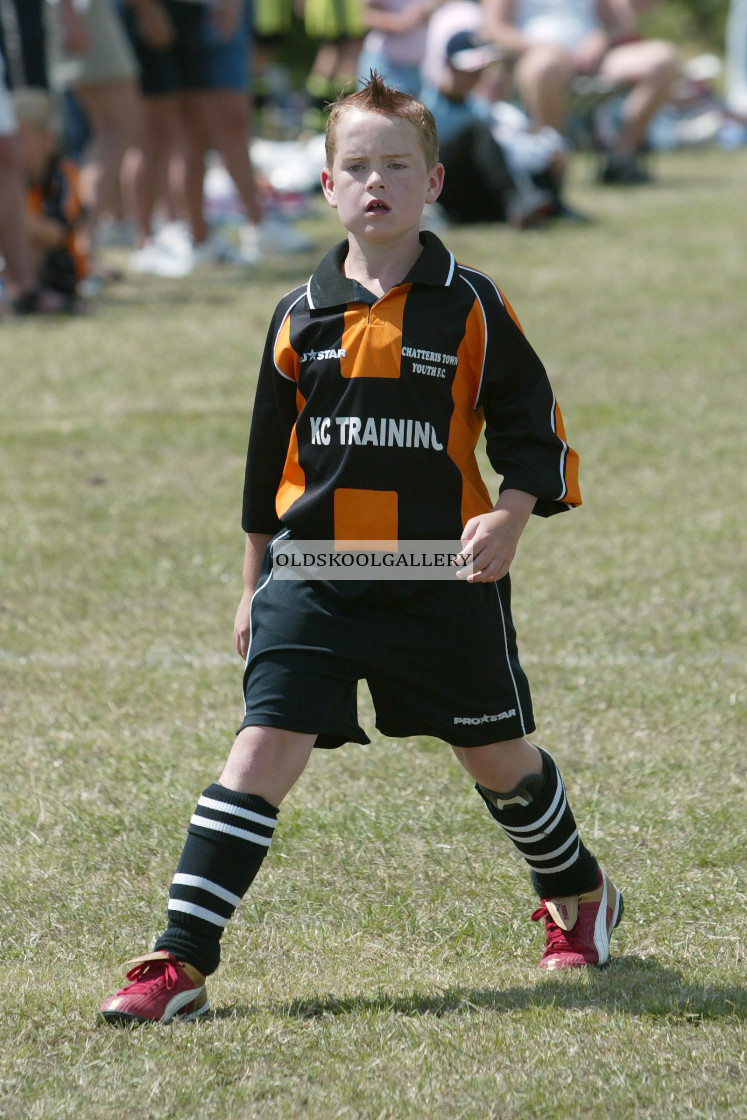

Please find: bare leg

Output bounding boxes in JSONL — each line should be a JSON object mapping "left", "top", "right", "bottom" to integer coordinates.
{"left": 74, "top": 78, "right": 143, "bottom": 253}
{"left": 176, "top": 90, "right": 211, "bottom": 245}
{"left": 203, "top": 89, "right": 263, "bottom": 226}
{"left": 451, "top": 737, "right": 543, "bottom": 792}
{"left": 600, "top": 40, "right": 679, "bottom": 154}
{"left": 0, "top": 133, "right": 35, "bottom": 298}
{"left": 219, "top": 725, "right": 316, "bottom": 803}
{"left": 133, "top": 94, "right": 181, "bottom": 246}
{"left": 514, "top": 44, "right": 575, "bottom": 132}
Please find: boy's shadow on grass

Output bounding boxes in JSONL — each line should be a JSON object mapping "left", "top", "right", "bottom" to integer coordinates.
{"left": 213, "top": 957, "right": 745, "bottom": 1023}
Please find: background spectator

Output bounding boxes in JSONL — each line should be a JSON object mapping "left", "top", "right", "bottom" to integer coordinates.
{"left": 725, "top": 0, "right": 747, "bottom": 130}
{"left": 121, "top": 0, "right": 311, "bottom": 276}
{"left": 480, "top": 0, "right": 679, "bottom": 183}
{"left": 421, "top": 0, "right": 484, "bottom": 90}
{"left": 302, "top": 0, "right": 367, "bottom": 129}
{"left": 48, "top": 0, "right": 144, "bottom": 281}
{"left": 180, "top": 0, "right": 313, "bottom": 264}
{"left": 421, "top": 26, "right": 568, "bottom": 226}
{"left": 0, "top": 52, "right": 39, "bottom": 311}
{"left": 119, "top": 0, "right": 216, "bottom": 274}
{"left": 12, "top": 85, "right": 88, "bottom": 310}
{"left": 357, "top": 0, "right": 446, "bottom": 95}
{"left": 0, "top": 0, "right": 50, "bottom": 90}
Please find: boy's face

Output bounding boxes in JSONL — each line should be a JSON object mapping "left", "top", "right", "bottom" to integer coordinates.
{"left": 321, "top": 110, "right": 443, "bottom": 246}
{"left": 17, "top": 120, "right": 55, "bottom": 182}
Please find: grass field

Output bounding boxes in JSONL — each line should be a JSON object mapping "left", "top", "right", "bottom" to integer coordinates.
{"left": 1, "top": 147, "right": 745, "bottom": 1120}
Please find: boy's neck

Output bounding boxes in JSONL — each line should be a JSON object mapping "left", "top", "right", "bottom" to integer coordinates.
{"left": 343, "top": 232, "right": 424, "bottom": 299}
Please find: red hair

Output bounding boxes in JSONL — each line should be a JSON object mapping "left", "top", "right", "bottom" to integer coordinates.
{"left": 325, "top": 72, "right": 440, "bottom": 170}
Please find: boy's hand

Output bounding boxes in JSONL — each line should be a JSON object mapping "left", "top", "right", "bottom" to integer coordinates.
{"left": 234, "top": 532, "right": 272, "bottom": 657}
{"left": 234, "top": 588, "right": 253, "bottom": 659}
{"left": 455, "top": 489, "right": 536, "bottom": 583}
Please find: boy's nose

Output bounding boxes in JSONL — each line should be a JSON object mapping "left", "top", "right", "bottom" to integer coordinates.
{"left": 366, "top": 168, "right": 385, "bottom": 188}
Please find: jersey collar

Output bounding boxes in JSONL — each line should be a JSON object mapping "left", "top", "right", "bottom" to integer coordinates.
{"left": 306, "top": 231, "right": 457, "bottom": 310}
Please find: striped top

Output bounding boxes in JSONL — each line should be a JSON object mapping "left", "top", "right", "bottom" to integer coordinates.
{"left": 242, "top": 232, "right": 580, "bottom": 543}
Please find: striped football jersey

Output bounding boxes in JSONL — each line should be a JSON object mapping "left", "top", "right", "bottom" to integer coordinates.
{"left": 242, "top": 232, "right": 580, "bottom": 543}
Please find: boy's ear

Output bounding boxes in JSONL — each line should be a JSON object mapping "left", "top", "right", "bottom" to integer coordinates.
{"left": 425, "top": 162, "right": 445, "bottom": 205}
{"left": 321, "top": 167, "right": 337, "bottom": 208}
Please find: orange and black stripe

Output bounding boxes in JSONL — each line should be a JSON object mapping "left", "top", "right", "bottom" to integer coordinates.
{"left": 242, "top": 232, "right": 580, "bottom": 543}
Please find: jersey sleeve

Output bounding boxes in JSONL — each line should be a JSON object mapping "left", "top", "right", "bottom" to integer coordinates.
{"left": 241, "top": 296, "right": 302, "bottom": 534}
{"left": 476, "top": 285, "right": 581, "bottom": 517}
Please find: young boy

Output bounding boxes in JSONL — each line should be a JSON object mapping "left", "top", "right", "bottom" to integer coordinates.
{"left": 100, "top": 75, "right": 623, "bottom": 1026}
{"left": 13, "top": 87, "right": 89, "bottom": 310}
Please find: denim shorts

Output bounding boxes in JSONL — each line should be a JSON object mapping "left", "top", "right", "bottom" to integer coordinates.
{"left": 204, "top": 0, "right": 253, "bottom": 91}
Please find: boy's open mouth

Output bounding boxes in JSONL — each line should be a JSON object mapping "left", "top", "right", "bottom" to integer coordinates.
{"left": 365, "top": 199, "right": 391, "bottom": 213}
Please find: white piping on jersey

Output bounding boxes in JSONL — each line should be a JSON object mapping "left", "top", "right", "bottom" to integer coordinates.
{"left": 458, "top": 273, "right": 489, "bottom": 411}
{"left": 461, "top": 265, "right": 572, "bottom": 505}
{"left": 274, "top": 292, "right": 307, "bottom": 381}
{"left": 458, "top": 266, "right": 508, "bottom": 411}
{"left": 492, "top": 580, "right": 527, "bottom": 736}
{"left": 444, "top": 250, "right": 456, "bottom": 287}
{"left": 459, "top": 263, "right": 506, "bottom": 308}
{"left": 549, "top": 391, "right": 569, "bottom": 501}
{"left": 308, "top": 254, "right": 456, "bottom": 308}
{"left": 243, "top": 529, "right": 292, "bottom": 713}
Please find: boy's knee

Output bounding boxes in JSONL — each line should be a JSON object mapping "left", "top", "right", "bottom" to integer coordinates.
{"left": 451, "top": 738, "right": 543, "bottom": 792}
{"left": 219, "top": 725, "right": 315, "bottom": 802}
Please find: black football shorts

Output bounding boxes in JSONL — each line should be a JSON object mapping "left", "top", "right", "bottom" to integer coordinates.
{"left": 239, "top": 536, "right": 535, "bottom": 748}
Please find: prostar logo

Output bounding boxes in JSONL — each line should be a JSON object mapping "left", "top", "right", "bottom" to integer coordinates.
{"left": 301, "top": 347, "right": 347, "bottom": 363}
{"left": 453, "top": 710, "right": 517, "bottom": 726}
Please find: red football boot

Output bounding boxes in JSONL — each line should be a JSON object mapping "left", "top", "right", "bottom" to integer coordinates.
{"left": 532, "top": 870, "right": 624, "bottom": 969}
{"left": 100, "top": 951, "right": 209, "bottom": 1026}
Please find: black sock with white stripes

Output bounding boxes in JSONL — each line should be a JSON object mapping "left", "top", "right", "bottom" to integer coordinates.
{"left": 476, "top": 747, "right": 599, "bottom": 899}
{"left": 154, "top": 783, "right": 278, "bottom": 975}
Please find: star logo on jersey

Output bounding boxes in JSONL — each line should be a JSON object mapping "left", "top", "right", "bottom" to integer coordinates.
{"left": 301, "top": 347, "right": 347, "bottom": 363}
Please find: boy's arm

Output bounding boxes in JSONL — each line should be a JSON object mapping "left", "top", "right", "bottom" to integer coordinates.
{"left": 477, "top": 286, "right": 581, "bottom": 517}
{"left": 26, "top": 212, "right": 69, "bottom": 252}
{"left": 234, "top": 532, "right": 272, "bottom": 658}
{"left": 456, "top": 488, "right": 536, "bottom": 583}
{"left": 241, "top": 300, "right": 301, "bottom": 535}
{"left": 236, "top": 295, "right": 302, "bottom": 655}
